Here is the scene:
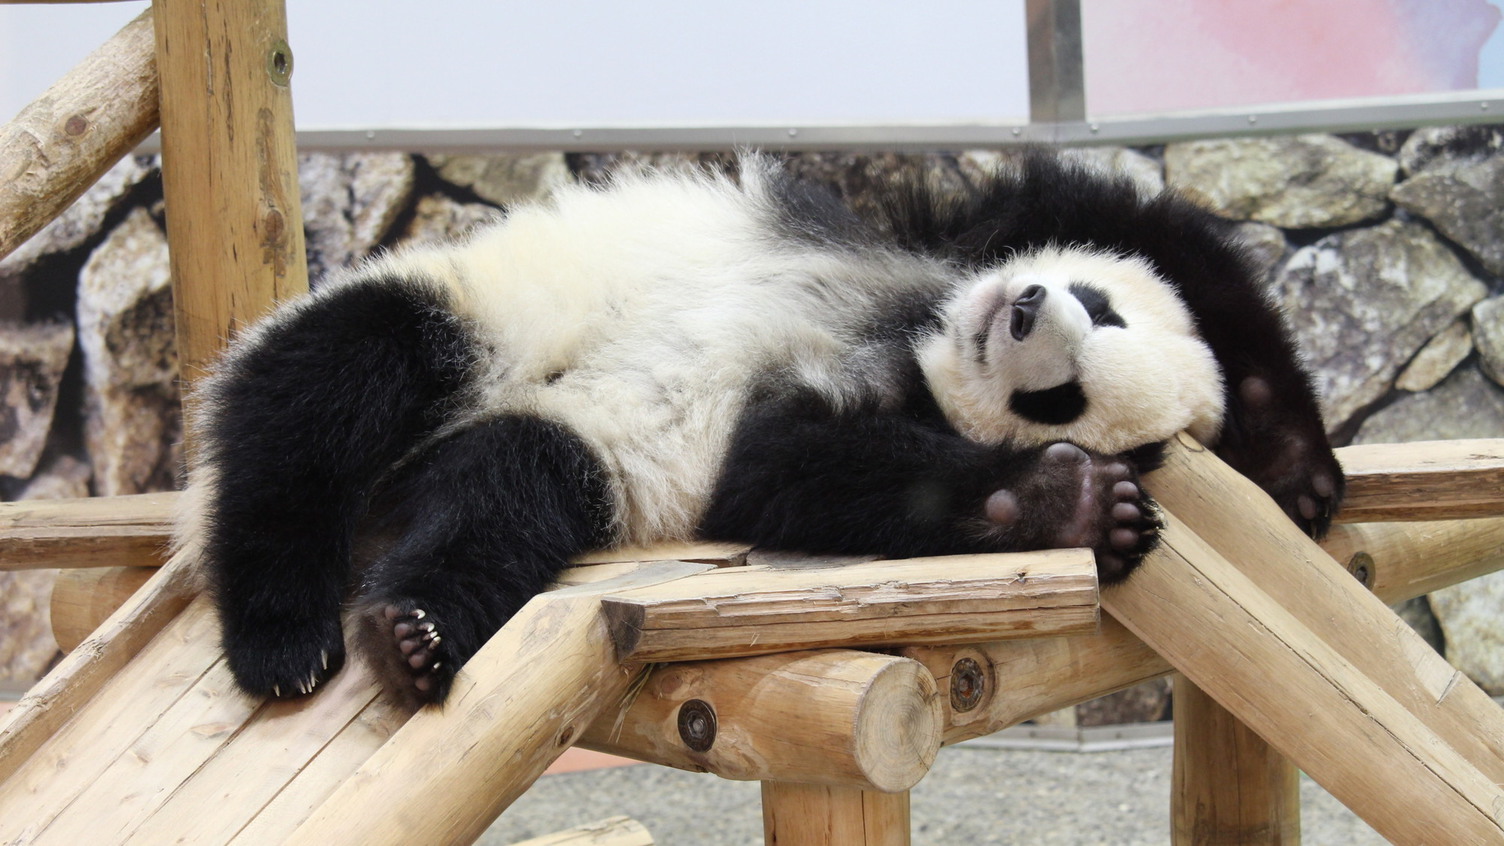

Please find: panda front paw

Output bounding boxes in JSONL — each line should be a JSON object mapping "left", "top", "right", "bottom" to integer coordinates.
{"left": 985, "top": 442, "right": 1161, "bottom": 582}
{"left": 1221, "top": 375, "right": 1345, "bottom": 538}
{"left": 222, "top": 614, "right": 346, "bottom": 700}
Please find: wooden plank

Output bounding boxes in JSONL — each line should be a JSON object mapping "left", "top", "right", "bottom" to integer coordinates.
{"left": 0, "top": 595, "right": 218, "bottom": 843}
{"left": 0, "top": 550, "right": 196, "bottom": 785}
{"left": 578, "top": 650, "right": 941, "bottom": 792}
{"left": 153, "top": 0, "right": 308, "bottom": 387}
{"left": 761, "top": 782, "right": 909, "bottom": 846}
{"left": 1150, "top": 435, "right": 1504, "bottom": 787}
{"left": 509, "top": 817, "right": 655, "bottom": 846}
{"left": 0, "top": 492, "right": 174, "bottom": 571}
{"left": 0, "top": 8, "right": 158, "bottom": 263}
{"left": 1335, "top": 438, "right": 1504, "bottom": 522}
{"left": 1104, "top": 514, "right": 1504, "bottom": 844}
{"left": 282, "top": 562, "right": 711, "bottom": 846}
{"left": 603, "top": 550, "right": 1098, "bottom": 663}
{"left": 1172, "top": 675, "right": 1300, "bottom": 845}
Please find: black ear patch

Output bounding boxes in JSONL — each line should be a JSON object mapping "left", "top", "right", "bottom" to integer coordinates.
{"left": 1009, "top": 381, "right": 1087, "bottom": 424}
{"left": 1068, "top": 282, "right": 1127, "bottom": 329}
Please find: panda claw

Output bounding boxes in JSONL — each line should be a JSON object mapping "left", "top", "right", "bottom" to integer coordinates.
{"left": 272, "top": 684, "right": 281, "bottom": 698}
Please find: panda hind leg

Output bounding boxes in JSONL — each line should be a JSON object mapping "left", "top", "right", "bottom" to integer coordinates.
{"left": 351, "top": 415, "right": 614, "bottom": 706}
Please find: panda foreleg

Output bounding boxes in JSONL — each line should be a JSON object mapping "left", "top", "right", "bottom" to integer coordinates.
{"left": 700, "top": 394, "right": 1161, "bottom": 581}
{"left": 196, "top": 280, "right": 474, "bottom": 699}
{"left": 349, "top": 414, "right": 614, "bottom": 706}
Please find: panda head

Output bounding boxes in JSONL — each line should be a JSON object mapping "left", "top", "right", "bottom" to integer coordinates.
{"left": 918, "top": 246, "right": 1226, "bottom": 455}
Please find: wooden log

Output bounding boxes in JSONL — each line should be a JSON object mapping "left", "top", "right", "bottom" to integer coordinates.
{"left": 509, "top": 816, "right": 654, "bottom": 846}
{"left": 903, "top": 508, "right": 1504, "bottom": 745}
{"left": 579, "top": 650, "right": 941, "bottom": 793}
{"left": 761, "top": 782, "right": 909, "bottom": 846}
{"left": 153, "top": 0, "right": 308, "bottom": 387}
{"left": 0, "top": 492, "right": 175, "bottom": 571}
{"left": 1150, "top": 435, "right": 1504, "bottom": 787}
{"left": 283, "top": 562, "right": 710, "bottom": 846}
{"left": 1105, "top": 514, "right": 1504, "bottom": 844}
{"left": 0, "top": 8, "right": 158, "bottom": 263}
{"left": 603, "top": 549, "right": 1098, "bottom": 663}
{"left": 1172, "top": 676, "right": 1300, "bottom": 845}
{"left": 1334, "top": 438, "right": 1504, "bottom": 522}
{"left": 50, "top": 564, "right": 155, "bottom": 651}
{"left": 0, "top": 550, "right": 196, "bottom": 785}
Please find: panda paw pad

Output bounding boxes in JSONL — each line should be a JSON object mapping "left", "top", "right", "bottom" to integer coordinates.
{"left": 383, "top": 604, "right": 449, "bottom": 697}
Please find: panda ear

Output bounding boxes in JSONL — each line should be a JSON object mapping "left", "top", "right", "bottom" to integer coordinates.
{"left": 1008, "top": 381, "right": 1087, "bottom": 425}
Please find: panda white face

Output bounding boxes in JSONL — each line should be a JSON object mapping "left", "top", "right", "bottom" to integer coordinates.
{"left": 918, "top": 246, "right": 1226, "bottom": 454}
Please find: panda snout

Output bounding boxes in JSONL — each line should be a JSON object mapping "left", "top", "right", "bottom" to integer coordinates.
{"left": 1010, "top": 284, "right": 1046, "bottom": 341}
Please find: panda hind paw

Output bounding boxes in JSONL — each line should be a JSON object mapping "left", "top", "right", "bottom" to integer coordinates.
{"left": 382, "top": 604, "right": 453, "bottom": 703}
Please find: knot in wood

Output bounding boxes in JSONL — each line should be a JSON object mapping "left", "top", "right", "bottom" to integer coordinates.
{"left": 64, "top": 116, "right": 89, "bottom": 137}
{"left": 677, "top": 699, "right": 717, "bottom": 752}
{"left": 950, "top": 657, "right": 985, "bottom": 713}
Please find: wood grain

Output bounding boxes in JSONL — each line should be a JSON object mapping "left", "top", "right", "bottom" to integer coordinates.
{"left": 761, "top": 782, "right": 910, "bottom": 846}
{"left": 1335, "top": 438, "right": 1504, "bottom": 522}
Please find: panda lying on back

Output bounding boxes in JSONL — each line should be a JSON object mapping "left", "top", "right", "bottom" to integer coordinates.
{"left": 178, "top": 151, "right": 1343, "bottom": 705}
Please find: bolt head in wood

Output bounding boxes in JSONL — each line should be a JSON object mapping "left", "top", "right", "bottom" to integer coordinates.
{"left": 1347, "top": 552, "right": 1375, "bottom": 589}
{"left": 951, "top": 657, "right": 986, "bottom": 712}
{"left": 677, "top": 699, "right": 717, "bottom": 752}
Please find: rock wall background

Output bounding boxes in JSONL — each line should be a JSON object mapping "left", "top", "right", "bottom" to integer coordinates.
{"left": 2, "top": 126, "right": 1502, "bottom": 716}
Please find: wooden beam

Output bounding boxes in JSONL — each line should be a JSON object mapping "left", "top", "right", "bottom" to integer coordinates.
{"left": 761, "top": 782, "right": 910, "bottom": 846}
{"left": 1323, "top": 516, "right": 1504, "bottom": 598}
{"left": 603, "top": 549, "right": 1098, "bottom": 663}
{"left": 0, "top": 492, "right": 174, "bottom": 571}
{"left": 282, "top": 563, "right": 710, "bottom": 846}
{"left": 509, "top": 816, "right": 654, "bottom": 846}
{"left": 50, "top": 565, "right": 155, "bottom": 651}
{"left": 1105, "top": 515, "right": 1504, "bottom": 843}
{"left": 153, "top": 0, "right": 308, "bottom": 388}
{"left": 578, "top": 650, "right": 941, "bottom": 792}
{"left": 0, "top": 8, "right": 158, "bottom": 263}
{"left": 1334, "top": 438, "right": 1504, "bottom": 522}
{"left": 1172, "top": 676, "right": 1300, "bottom": 845}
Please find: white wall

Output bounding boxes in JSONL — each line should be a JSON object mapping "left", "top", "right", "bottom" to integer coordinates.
{"left": 0, "top": 1, "right": 1029, "bottom": 129}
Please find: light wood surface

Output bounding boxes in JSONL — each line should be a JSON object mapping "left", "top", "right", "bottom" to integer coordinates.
{"left": 49, "top": 565, "right": 156, "bottom": 651}
{"left": 154, "top": 0, "right": 308, "bottom": 387}
{"left": 1335, "top": 438, "right": 1504, "bottom": 522}
{"left": 0, "top": 8, "right": 157, "bottom": 263}
{"left": 510, "top": 816, "right": 655, "bottom": 846}
{"left": 0, "top": 492, "right": 175, "bottom": 571}
{"left": 603, "top": 550, "right": 1098, "bottom": 663}
{"left": 761, "top": 782, "right": 910, "bottom": 846}
{"left": 579, "top": 650, "right": 941, "bottom": 792}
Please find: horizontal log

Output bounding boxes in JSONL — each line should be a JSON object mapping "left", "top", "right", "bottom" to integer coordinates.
{"left": 509, "top": 816, "right": 654, "bottom": 846}
{"left": 905, "top": 510, "right": 1504, "bottom": 744}
{"left": 1105, "top": 515, "right": 1504, "bottom": 844}
{"left": 579, "top": 649, "right": 941, "bottom": 793}
{"left": 0, "top": 8, "right": 158, "bottom": 263}
{"left": 602, "top": 549, "right": 1098, "bottom": 663}
{"left": 49, "top": 565, "right": 155, "bottom": 651}
{"left": 0, "top": 492, "right": 175, "bottom": 571}
{"left": 1334, "top": 438, "right": 1504, "bottom": 523}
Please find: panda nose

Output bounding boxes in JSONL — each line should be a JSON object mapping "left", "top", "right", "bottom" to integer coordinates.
{"left": 1010, "top": 284, "right": 1046, "bottom": 341}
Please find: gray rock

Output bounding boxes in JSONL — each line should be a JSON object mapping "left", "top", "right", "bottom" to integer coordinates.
{"left": 429, "top": 153, "right": 570, "bottom": 207}
{"left": 1352, "top": 366, "right": 1504, "bottom": 444}
{"left": 1075, "top": 679, "right": 1171, "bottom": 726}
{"left": 0, "top": 569, "right": 58, "bottom": 683}
{"left": 1274, "top": 219, "right": 1488, "bottom": 430}
{"left": 398, "top": 195, "right": 503, "bottom": 247}
{"left": 0, "top": 156, "right": 152, "bottom": 277}
{"left": 0, "top": 321, "right": 75, "bottom": 478}
{"left": 1395, "top": 125, "right": 1504, "bottom": 177}
{"left": 1431, "top": 571, "right": 1504, "bottom": 695}
{"left": 1474, "top": 296, "right": 1504, "bottom": 386}
{"left": 1061, "top": 146, "right": 1164, "bottom": 198}
{"left": 14, "top": 454, "right": 91, "bottom": 500}
{"left": 1164, "top": 135, "right": 1397, "bottom": 228}
{"left": 1395, "top": 318, "right": 1473, "bottom": 392}
{"left": 300, "top": 152, "right": 415, "bottom": 282}
{"left": 1391, "top": 156, "right": 1504, "bottom": 277}
{"left": 77, "top": 209, "right": 181, "bottom": 495}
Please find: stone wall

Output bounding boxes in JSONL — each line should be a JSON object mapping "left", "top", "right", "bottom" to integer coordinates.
{"left": 1, "top": 126, "right": 1501, "bottom": 704}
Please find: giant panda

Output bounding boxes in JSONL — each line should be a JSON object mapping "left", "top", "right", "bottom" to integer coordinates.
{"left": 177, "top": 151, "right": 1343, "bottom": 706}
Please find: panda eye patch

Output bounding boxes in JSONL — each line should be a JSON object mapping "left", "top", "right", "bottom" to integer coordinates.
{"left": 1068, "top": 282, "right": 1127, "bottom": 329}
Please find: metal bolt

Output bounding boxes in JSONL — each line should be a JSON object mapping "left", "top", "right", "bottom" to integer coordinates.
{"left": 1348, "top": 552, "right": 1375, "bottom": 589}
{"left": 950, "top": 657, "right": 986, "bottom": 713}
{"left": 678, "top": 699, "right": 717, "bottom": 752}
{"left": 267, "top": 39, "right": 293, "bottom": 86}
{"left": 787, "top": 128, "right": 799, "bottom": 137}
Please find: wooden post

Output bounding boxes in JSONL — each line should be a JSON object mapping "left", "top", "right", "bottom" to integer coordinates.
{"left": 578, "top": 649, "right": 941, "bottom": 792}
{"left": 1172, "top": 676, "right": 1300, "bottom": 845}
{"left": 152, "top": 0, "right": 308, "bottom": 386}
{"left": 1104, "top": 513, "right": 1504, "bottom": 843}
{"left": 761, "top": 782, "right": 909, "bottom": 846}
{"left": 0, "top": 8, "right": 158, "bottom": 263}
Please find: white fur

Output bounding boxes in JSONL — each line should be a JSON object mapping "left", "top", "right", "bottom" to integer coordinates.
{"left": 918, "top": 247, "right": 1225, "bottom": 454}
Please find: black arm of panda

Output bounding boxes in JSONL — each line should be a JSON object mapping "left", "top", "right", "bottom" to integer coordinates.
{"left": 698, "top": 391, "right": 1162, "bottom": 583}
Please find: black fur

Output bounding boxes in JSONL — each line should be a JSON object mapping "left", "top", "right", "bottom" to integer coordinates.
{"left": 1009, "top": 381, "right": 1089, "bottom": 425}
{"left": 869, "top": 151, "right": 1344, "bottom": 536}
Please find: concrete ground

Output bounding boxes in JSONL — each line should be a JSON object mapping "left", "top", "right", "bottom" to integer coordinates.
{"left": 480, "top": 740, "right": 1389, "bottom": 845}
